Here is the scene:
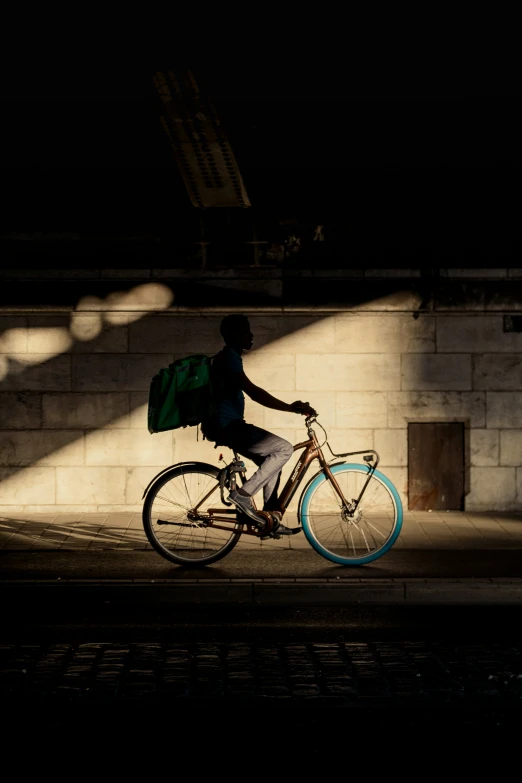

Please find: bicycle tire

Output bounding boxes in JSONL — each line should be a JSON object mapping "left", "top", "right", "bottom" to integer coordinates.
{"left": 142, "top": 462, "right": 242, "bottom": 566}
{"left": 298, "top": 463, "right": 403, "bottom": 565}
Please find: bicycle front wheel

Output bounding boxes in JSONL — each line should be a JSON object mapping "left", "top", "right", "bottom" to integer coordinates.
{"left": 142, "top": 463, "right": 242, "bottom": 566}
{"left": 298, "top": 463, "right": 403, "bottom": 565}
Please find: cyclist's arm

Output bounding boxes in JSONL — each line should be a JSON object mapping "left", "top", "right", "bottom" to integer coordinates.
{"left": 238, "top": 372, "right": 313, "bottom": 415}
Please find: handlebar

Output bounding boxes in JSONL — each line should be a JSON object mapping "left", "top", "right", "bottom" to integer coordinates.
{"left": 294, "top": 401, "right": 318, "bottom": 422}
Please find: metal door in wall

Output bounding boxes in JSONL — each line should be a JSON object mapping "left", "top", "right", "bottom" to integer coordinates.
{"left": 408, "top": 422, "right": 464, "bottom": 511}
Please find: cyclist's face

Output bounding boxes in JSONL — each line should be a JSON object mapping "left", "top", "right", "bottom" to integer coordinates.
{"left": 233, "top": 321, "right": 254, "bottom": 352}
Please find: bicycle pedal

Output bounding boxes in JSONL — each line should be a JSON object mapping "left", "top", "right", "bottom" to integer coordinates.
{"left": 260, "top": 531, "right": 281, "bottom": 540}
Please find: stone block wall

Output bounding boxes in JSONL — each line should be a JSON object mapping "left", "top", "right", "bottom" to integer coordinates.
{"left": 1, "top": 269, "right": 522, "bottom": 514}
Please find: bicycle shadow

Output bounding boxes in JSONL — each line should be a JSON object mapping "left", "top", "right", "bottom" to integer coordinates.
{"left": 0, "top": 515, "right": 148, "bottom": 548}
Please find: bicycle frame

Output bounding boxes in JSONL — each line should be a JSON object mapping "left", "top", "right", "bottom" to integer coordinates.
{"left": 196, "top": 419, "right": 380, "bottom": 538}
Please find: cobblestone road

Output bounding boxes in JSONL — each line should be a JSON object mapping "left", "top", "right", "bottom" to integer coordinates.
{"left": 2, "top": 639, "right": 522, "bottom": 713}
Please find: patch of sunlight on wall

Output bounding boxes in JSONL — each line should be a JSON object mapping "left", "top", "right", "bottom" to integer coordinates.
{"left": 0, "top": 306, "right": 414, "bottom": 510}
{"left": 0, "top": 282, "right": 174, "bottom": 380}
{"left": 244, "top": 311, "right": 410, "bottom": 512}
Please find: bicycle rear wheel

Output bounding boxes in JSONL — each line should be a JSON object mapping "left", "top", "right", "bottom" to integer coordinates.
{"left": 142, "top": 463, "right": 242, "bottom": 566}
{"left": 298, "top": 463, "right": 402, "bottom": 565}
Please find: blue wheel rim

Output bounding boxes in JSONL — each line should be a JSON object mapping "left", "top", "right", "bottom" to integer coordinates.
{"left": 299, "top": 463, "right": 403, "bottom": 565}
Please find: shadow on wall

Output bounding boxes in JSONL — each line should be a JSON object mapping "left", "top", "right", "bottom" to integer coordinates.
{"left": 2, "top": 274, "right": 502, "bottom": 511}
{"left": 0, "top": 278, "right": 344, "bottom": 505}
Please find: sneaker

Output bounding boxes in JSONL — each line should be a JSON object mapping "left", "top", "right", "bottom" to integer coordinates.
{"left": 273, "top": 522, "right": 294, "bottom": 535}
{"left": 228, "top": 489, "right": 267, "bottom": 526}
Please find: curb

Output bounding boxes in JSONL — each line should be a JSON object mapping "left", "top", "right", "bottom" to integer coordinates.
{"left": 2, "top": 578, "right": 522, "bottom": 605}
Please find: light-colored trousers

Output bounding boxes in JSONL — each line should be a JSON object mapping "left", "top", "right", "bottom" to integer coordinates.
{"left": 218, "top": 422, "right": 294, "bottom": 509}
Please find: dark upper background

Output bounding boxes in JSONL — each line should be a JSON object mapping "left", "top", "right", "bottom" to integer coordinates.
{"left": 1, "top": 59, "right": 520, "bottom": 263}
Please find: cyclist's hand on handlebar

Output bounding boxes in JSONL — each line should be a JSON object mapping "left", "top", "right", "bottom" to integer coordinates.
{"left": 291, "top": 400, "right": 317, "bottom": 417}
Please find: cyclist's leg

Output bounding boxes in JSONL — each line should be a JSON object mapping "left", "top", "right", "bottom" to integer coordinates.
{"left": 219, "top": 421, "right": 293, "bottom": 504}
{"left": 232, "top": 424, "right": 293, "bottom": 507}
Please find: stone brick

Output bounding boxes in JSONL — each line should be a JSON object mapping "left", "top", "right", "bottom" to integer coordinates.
{"left": 374, "top": 429, "right": 407, "bottom": 466}
{"left": 1, "top": 355, "right": 71, "bottom": 391}
{"left": 376, "top": 466, "right": 408, "bottom": 508}
{"left": 172, "top": 430, "right": 227, "bottom": 466}
{"left": 0, "top": 317, "right": 28, "bottom": 353}
{"left": 296, "top": 353, "right": 400, "bottom": 391}
{"left": 500, "top": 430, "right": 522, "bottom": 466}
{"left": 0, "top": 393, "right": 41, "bottom": 428}
{"left": 487, "top": 393, "right": 522, "bottom": 429}
{"left": 72, "top": 354, "right": 172, "bottom": 392}
{"left": 474, "top": 355, "right": 522, "bottom": 391}
{"left": 336, "top": 392, "right": 387, "bottom": 428}
{"left": 467, "top": 467, "right": 516, "bottom": 511}
{"left": 401, "top": 354, "right": 472, "bottom": 391}
{"left": 129, "top": 392, "right": 149, "bottom": 429}
{"left": 337, "top": 287, "right": 423, "bottom": 312}
{"left": 248, "top": 315, "right": 336, "bottom": 354}
{"left": 85, "top": 429, "right": 172, "bottom": 466}
{"left": 244, "top": 352, "right": 295, "bottom": 390}
{"left": 334, "top": 314, "right": 435, "bottom": 354}
{"left": 42, "top": 393, "right": 129, "bottom": 429}
{"left": 128, "top": 315, "right": 223, "bottom": 354}
{"left": 242, "top": 398, "right": 266, "bottom": 427}
{"left": 470, "top": 429, "right": 499, "bottom": 467}
{"left": 0, "top": 467, "right": 55, "bottom": 504}
{"left": 30, "top": 313, "right": 129, "bottom": 352}
{"left": 0, "top": 430, "right": 84, "bottom": 466}
{"left": 326, "top": 429, "right": 374, "bottom": 455}
{"left": 26, "top": 323, "right": 73, "bottom": 355}
{"left": 72, "top": 318, "right": 127, "bottom": 352}
{"left": 97, "top": 282, "right": 175, "bottom": 325}
{"left": 56, "top": 467, "right": 126, "bottom": 504}
{"left": 264, "top": 391, "right": 336, "bottom": 429}
{"left": 126, "top": 467, "right": 165, "bottom": 505}
{"left": 387, "top": 391, "right": 486, "bottom": 428}
{"left": 437, "top": 316, "right": 522, "bottom": 353}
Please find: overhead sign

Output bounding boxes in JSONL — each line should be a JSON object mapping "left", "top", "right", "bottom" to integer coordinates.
{"left": 153, "top": 69, "right": 251, "bottom": 208}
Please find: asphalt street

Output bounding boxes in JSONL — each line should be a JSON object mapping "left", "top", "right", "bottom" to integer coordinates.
{"left": 2, "top": 547, "right": 522, "bottom": 580}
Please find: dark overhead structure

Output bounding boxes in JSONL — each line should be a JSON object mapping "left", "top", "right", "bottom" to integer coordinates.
{"left": 153, "top": 68, "right": 251, "bottom": 209}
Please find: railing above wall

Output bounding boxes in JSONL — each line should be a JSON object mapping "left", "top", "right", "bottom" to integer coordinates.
{"left": 2, "top": 266, "right": 522, "bottom": 315}
{"left": 0, "top": 225, "right": 518, "bottom": 272}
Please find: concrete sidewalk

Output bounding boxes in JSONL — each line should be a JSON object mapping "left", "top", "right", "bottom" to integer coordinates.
{"left": 3, "top": 508, "right": 522, "bottom": 552}
{"left": 1, "top": 509, "right": 522, "bottom": 604}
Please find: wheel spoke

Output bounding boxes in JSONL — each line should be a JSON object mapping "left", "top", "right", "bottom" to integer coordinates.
{"left": 154, "top": 494, "right": 190, "bottom": 511}
{"left": 144, "top": 467, "right": 241, "bottom": 565}
{"left": 359, "top": 525, "right": 371, "bottom": 553}
{"left": 301, "top": 467, "right": 400, "bottom": 563}
{"left": 349, "top": 529, "right": 356, "bottom": 556}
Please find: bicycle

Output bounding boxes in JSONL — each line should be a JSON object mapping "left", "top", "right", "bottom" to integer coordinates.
{"left": 142, "top": 411, "right": 403, "bottom": 567}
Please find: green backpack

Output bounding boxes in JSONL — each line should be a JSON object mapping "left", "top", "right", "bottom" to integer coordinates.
{"left": 148, "top": 354, "right": 214, "bottom": 434}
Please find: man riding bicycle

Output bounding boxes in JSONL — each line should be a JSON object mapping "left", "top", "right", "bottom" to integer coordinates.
{"left": 201, "top": 314, "right": 315, "bottom": 534}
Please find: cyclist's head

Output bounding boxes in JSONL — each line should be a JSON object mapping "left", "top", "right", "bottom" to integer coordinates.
{"left": 220, "top": 314, "right": 253, "bottom": 351}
